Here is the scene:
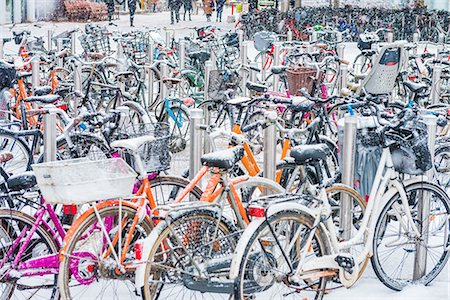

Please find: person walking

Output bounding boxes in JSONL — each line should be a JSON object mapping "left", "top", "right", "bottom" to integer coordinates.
{"left": 183, "top": 0, "right": 192, "bottom": 21}
{"left": 128, "top": 0, "right": 137, "bottom": 27}
{"left": 150, "top": 0, "right": 158, "bottom": 12}
{"left": 106, "top": 0, "right": 115, "bottom": 25}
{"left": 169, "top": 0, "right": 181, "bottom": 24}
{"left": 216, "top": 0, "right": 225, "bottom": 22}
{"left": 203, "top": 0, "right": 212, "bottom": 22}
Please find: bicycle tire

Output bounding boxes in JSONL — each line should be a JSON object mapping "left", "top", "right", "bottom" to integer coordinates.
{"left": 0, "top": 130, "right": 32, "bottom": 175}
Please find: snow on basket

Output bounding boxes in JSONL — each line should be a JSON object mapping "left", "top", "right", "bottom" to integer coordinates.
{"left": 32, "top": 158, "right": 137, "bottom": 205}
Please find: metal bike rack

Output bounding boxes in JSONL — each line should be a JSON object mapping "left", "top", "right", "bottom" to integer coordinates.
{"left": 179, "top": 40, "right": 186, "bottom": 69}
{"left": 145, "top": 64, "right": 154, "bottom": 111}
{"left": 116, "top": 42, "right": 126, "bottom": 72}
{"left": 431, "top": 65, "right": 442, "bottom": 105}
{"left": 339, "top": 64, "right": 348, "bottom": 96}
{"left": 340, "top": 115, "right": 357, "bottom": 241}
{"left": 287, "top": 30, "right": 293, "bottom": 42}
{"left": 160, "top": 62, "right": 169, "bottom": 104}
{"left": 248, "top": 62, "right": 258, "bottom": 97}
{"left": 438, "top": 32, "right": 445, "bottom": 44}
{"left": 413, "top": 114, "right": 437, "bottom": 280}
{"left": 165, "top": 30, "right": 172, "bottom": 47}
{"left": 336, "top": 32, "right": 343, "bottom": 43}
{"left": 336, "top": 44, "right": 345, "bottom": 60}
{"left": 240, "top": 42, "right": 248, "bottom": 96}
{"left": 47, "top": 30, "right": 53, "bottom": 51}
{"left": 386, "top": 32, "right": 394, "bottom": 43}
{"left": 57, "top": 38, "right": 64, "bottom": 68}
{"left": 413, "top": 32, "right": 419, "bottom": 43}
{"left": 263, "top": 111, "right": 277, "bottom": 182}
{"left": 311, "top": 31, "right": 317, "bottom": 42}
{"left": 148, "top": 40, "right": 155, "bottom": 63}
{"left": 272, "top": 43, "right": 281, "bottom": 91}
{"left": 260, "top": 53, "right": 267, "bottom": 81}
{"left": 238, "top": 30, "right": 244, "bottom": 49}
{"left": 71, "top": 31, "right": 77, "bottom": 54}
{"left": 32, "top": 56, "right": 40, "bottom": 91}
{"left": 189, "top": 108, "right": 204, "bottom": 179}
{"left": 43, "top": 104, "right": 57, "bottom": 162}
{"left": 203, "top": 60, "right": 213, "bottom": 153}
{"left": 73, "top": 60, "right": 82, "bottom": 115}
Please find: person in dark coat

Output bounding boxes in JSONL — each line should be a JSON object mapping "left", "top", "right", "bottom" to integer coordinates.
{"left": 183, "top": 0, "right": 192, "bottom": 21}
{"left": 106, "top": 0, "right": 115, "bottom": 25}
{"left": 216, "top": 0, "right": 225, "bottom": 22}
{"left": 128, "top": 0, "right": 137, "bottom": 27}
{"left": 169, "top": 0, "right": 181, "bottom": 24}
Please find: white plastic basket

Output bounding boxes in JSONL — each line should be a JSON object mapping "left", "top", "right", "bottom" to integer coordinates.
{"left": 32, "top": 158, "right": 137, "bottom": 205}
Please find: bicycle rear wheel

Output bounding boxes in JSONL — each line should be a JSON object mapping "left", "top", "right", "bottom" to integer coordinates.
{"left": 58, "top": 203, "right": 153, "bottom": 299}
{"left": 372, "top": 181, "right": 450, "bottom": 290}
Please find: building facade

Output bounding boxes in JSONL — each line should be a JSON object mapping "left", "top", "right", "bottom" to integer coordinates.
{"left": 0, "top": 0, "right": 59, "bottom": 24}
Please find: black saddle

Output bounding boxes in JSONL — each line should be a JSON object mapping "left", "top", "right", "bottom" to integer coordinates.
{"left": 271, "top": 66, "right": 287, "bottom": 75}
{"left": 24, "top": 94, "right": 60, "bottom": 104}
{"left": 16, "top": 72, "right": 32, "bottom": 79}
{"left": 34, "top": 86, "right": 52, "bottom": 96}
{"left": 7, "top": 171, "right": 37, "bottom": 191}
{"left": 188, "top": 51, "right": 211, "bottom": 63}
{"left": 290, "top": 144, "right": 330, "bottom": 164}
{"left": 201, "top": 147, "right": 244, "bottom": 170}
{"left": 246, "top": 81, "right": 268, "bottom": 93}
{"left": 291, "top": 99, "right": 314, "bottom": 112}
{"left": 403, "top": 81, "right": 428, "bottom": 94}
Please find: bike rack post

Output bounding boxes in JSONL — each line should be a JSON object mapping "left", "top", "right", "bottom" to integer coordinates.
{"left": 179, "top": 40, "right": 186, "bottom": 69}
{"left": 203, "top": 60, "right": 213, "bottom": 154}
{"left": 73, "top": 60, "right": 82, "bottom": 115}
{"left": 340, "top": 115, "right": 357, "bottom": 241}
{"left": 148, "top": 40, "right": 154, "bottom": 63}
{"left": 431, "top": 65, "right": 442, "bottom": 105}
{"left": 116, "top": 42, "right": 126, "bottom": 72}
{"left": 438, "top": 32, "right": 445, "bottom": 44}
{"left": 336, "top": 32, "right": 343, "bottom": 43}
{"left": 339, "top": 64, "right": 348, "bottom": 96}
{"left": 238, "top": 30, "right": 244, "bottom": 48}
{"left": 165, "top": 30, "right": 172, "bottom": 48}
{"left": 336, "top": 44, "right": 345, "bottom": 60}
{"left": 413, "top": 32, "right": 419, "bottom": 43}
{"left": 386, "top": 31, "right": 394, "bottom": 43}
{"left": 47, "top": 30, "right": 53, "bottom": 51}
{"left": 145, "top": 64, "right": 154, "bottom": 111}
{"left": 413, "top": 114, "right": 437, "bottom": 280}
{"left": 160, "top": 62, "right": 168, "bottom": 104}
{"left": 0, "top": 39, "right": 3, "bottom": 60}
{"left": 248, "top": 62, "right": 258, "bottom": 97}
{"left": 272, "top": 43, "right": 281, "bottom": 91}
{"left": 240, "top": 41, "right": 248, "bottom": 96}
{"left": 57, "top": 38, "right": 64, "bottom": 68}
{"left": 311, "top": 31, "right": 317, "bottom": 42}
{"left": 263, "top": 111, "right": 277, "bottom": 183}
{"left": 32, "top": 56, "right": 40, "bottom": 92}
{"left": 189, "top": 108, "right": 204, "bottom": 179}
{"left": 43, "top": 104, "right": 57, "bottom": 162}
{"left": 287, "top": 30, "right": 292, "bottom": 42}
{"left": 261, "top": 52, "right": 266, "bottom": 81}
{"left": 71, "top": 31, "right": 77, "bottom": 54}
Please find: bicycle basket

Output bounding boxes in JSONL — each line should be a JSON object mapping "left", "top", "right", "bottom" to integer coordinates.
{"left": 119, "top": 123, "right": 171, "bottom": 173}
{"left": 32, "top": 158, "right": 137, "bottom": 205}
{"left": 253, "top": 31, "right": 277, "bottom": 52}
{"left": 387, "top": 125, "right": 432, "bottom": 175}
{"left": 286, "top": 67, "right": 319, "bottom": 95}
{"left": 207, "top": 70, "right": 240, "bottom": 100}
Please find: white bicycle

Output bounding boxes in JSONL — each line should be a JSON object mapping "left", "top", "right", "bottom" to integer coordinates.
{"left": 229, "top": 106, "right": 450, "bottom": 299}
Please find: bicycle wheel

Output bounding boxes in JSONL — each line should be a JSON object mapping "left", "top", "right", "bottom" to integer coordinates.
{"left": 149, "top": 175, "right": 203, "bottom": 205}
{"left": 372, "top": 181, "right": 450, "bottom": 291}
{"left": 142, "top": 208, "right": 238, "bottom": 299}
{"left": 434, "top": 144, "right": 450, "bottom": 194}
{"left": 0, "top": 131, "right": 32, "bottom": 176}
{"left": 55, "top": 132, "right": 111, "bottom": 161}
{"left": 234, "top": 210, "right": 330, "bottom": 300}
{"left": 160, "top": 105, "right": 190, "bottom": 154}
{"left": 0, "top": 209, "right": 59, "bottom": 300}
{"left": 58, "top": 203, "right": 153, "bottom": 299}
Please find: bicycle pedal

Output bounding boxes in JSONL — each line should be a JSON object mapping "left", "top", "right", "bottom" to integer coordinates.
{"left": 334, "top": 255, "right": 355, "bottom": 274}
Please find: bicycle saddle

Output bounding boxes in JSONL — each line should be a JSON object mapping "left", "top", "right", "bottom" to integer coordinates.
{"left": 0, "top": 152, "right": 13, "bottom": 164}
{"left": 34, "top": 86, "right": 52, "bottom": 96}
{"left": 403, "top": 81, "right": 428, "bottom": 94}
{"left": 162, "top": 77, "right": 183, "bottom": 85}
{"left": 188, "top": 51, "right": 210, "bottom": 63}
{"left": 24, "top": 94, "right": 60, "bottom": 104}
{"left": 201, "top": 147, "right": 244, "bottom": 170}
{"left": 7, "top": 171, "right": 37, "bottom": 192}
{"left": 290, "top": 97, "right": 314, "bottom": 112}
{"left": 111, "top": 135, "right": 155, "bottom": 152}
{"left": 270, "top": 66, "right": 287, "bottom": 75}
{"left": 290, "top": 144, "right": 330, "bottom": 164}
{"left": 16, "top": 72, "right": 33, "bottom": 79}
{"left": 246, "top": 81, "right": 268, "bottom": 93}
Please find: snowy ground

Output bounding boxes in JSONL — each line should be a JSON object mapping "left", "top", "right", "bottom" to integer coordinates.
{"left": 1, "top": 9, "right": 450, "bottom": 300}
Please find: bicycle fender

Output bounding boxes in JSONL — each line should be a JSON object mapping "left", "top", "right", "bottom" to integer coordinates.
{"left": 229, "top": 201, "right": 317, "bottom": 280}
{"left": 135, "top": 220, "right": 168, "bottom": 289}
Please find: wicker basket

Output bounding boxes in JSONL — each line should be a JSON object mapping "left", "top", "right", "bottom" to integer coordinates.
{"left": 286, "top": 67, "right": 318, "bottom": 95}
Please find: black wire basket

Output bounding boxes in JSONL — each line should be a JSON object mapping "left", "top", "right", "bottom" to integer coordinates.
{"left": 119, "top": 123, "right": 171, "bottom": 173}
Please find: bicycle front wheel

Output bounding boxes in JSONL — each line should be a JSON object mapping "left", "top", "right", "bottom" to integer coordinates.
{"left": 372, "top": 181, "right": 450, "bottom": 290}
{"left": 58, "top": 203, "right": 153, "bottom": 299}
{"left": 234, "top": 210, "right": 330, "bottom": 300}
